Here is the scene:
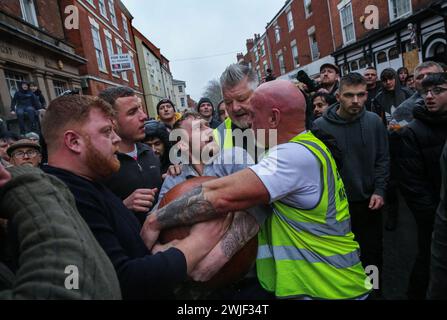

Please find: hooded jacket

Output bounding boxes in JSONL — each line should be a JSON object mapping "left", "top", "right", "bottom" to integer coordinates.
{"left": 397, "top": 105, "right": 447, "bottom": 214}
{"left": 197, "top": 97, "right": 221, "bottom": 129}
{"left": 372, "top": 75, "right": 412, "bottom": 124}
{"left": 313, "top": 103, "right": 390, "bottom": 202}
{"left": 10, "top": 82, "right": 41, "bottom": 112}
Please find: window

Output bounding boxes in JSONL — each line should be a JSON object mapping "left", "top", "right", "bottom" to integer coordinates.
{"left": 256, "top": 67, "right": 262, "bottom": 82}
{"left": 342, "top": 64, "right": 350, "bottom": 75}
{"left": 388, "top": 47, "right": 400, "bottom": 60}
{"left": 130, "top": 55, "right": 138, "bottom": 86}
{"left": 180, "top": 97, "right": 185, "bottom": 107}
{"left": 274, "top": 24, "right": 281, "bottom": 43}
{"left": 4, "top": 70, "right": 26, "bottom": 98}
{"left": 263, "top": 61, "right": 268, "bottom": 75}
{"left": 287, "top": 11, "right": 294, "bottom": 32}
{"left": 309, "top": 32, "right": 319, "bottom": 61}
{"left": 108, "top": 0, "right": 118, "bottom": 28}
{"left": 291, "top": 42, "right": 299, "bottom": 67}
{"left": 19, "top": 0, "right": 38, "bottom": 27}
{"left": 304, "top": 0, "right": 312, "bottom": 18}
{"left": 86, "top": 0, "right": 95, "bottom": 7}
{"left": 254, "top": 49, "right": 259, "bottom": 62}
{"left": 350, "top": 61, "right": 359, "bottom": 71}
{"left": 91, "top": 25, "right": 106, "bottom": 72}
{"left": 178, "top": 86, "right": 183, "bottom": 93}
{"left": 434, "top": 43, "right": 446, "bottom": 56}
{"left": 53, "top": 80, "right": 68, "bottom": 97}
{"left": 389, "top": 0, "right": 412, "bottom": 21}
{"left": 98, "top": 0, "right": 107, "bottom": 18}
{"left": 340, "top": 4, "right": 355, "bottom": 44}
{"left": 359, "top": 58, "right": 367, "bottom": 69}
{"left": 278, "top": 53, "right": 286, "bottom": 75}
{"left": 116, "top": 42, "right": 128, "bottom": 81}
{"left": 377, "top": 51, "right": 388, "bottom": 64}
{"left": 260, "top": 41, "right": 266, "bottom": 57}
{"left": 105, "top": 35, "right": 119, "bottom": 77}
{"left": 122, "top": 14, "right": 130, "bottom": 42}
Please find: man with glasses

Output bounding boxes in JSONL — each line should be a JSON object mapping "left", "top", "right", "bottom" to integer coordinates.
{"left": 397, "top": 73, "right": 447, "bottom": 299}
{"left": 314, "top": 73, "right": 390, "bottom": 298}
{"left": 393, "top": 61, "right": 443, "bottom": 123}
{"left": 7, "top": 139, "right": 42, "bottom": 168}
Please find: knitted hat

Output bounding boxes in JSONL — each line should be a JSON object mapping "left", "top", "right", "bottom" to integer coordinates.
{"left": 156, "top": 99, "right": 176, "bottom": 114}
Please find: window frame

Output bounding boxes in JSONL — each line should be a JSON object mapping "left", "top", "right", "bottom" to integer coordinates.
{"left": 122, "top": 14, "right": 130, "bottom": 42}
{"left": 90, "top": 23, "right": 107, "bottom": 73}
{"left": 98, "top": 0, "right": 108, "bottom": 18}
{"left": 304, "top": 0, "right": 313, "bottom": 18}
{"left": 291, "top": 41, "right": 299, "bottom": 68}
{"left": 105, "top": 34, "right": 119, "bottom": 77}
{"left": 287, "top": 10, "right": 294, "bottom": 32}
{"left": 388, "top": 0, "right": 412, "bottom": 22}
{"left": 339, "top": 2, "right": 356, "bottom": 45}
{"left": 108, "top": 0, "right": 118, "bottom": 29}
{"left": 19, "top": 0, "right": 38, "bottom": 27}
{"left": 308, "top": 31, "right": 319, "bottom": 61}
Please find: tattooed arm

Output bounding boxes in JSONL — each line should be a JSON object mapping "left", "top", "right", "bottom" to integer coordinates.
{"left": 189, "top": 211, "right": 259, "bottom": 281}
{"left": 142, "top": 168, "right": 269, "bottom": 249}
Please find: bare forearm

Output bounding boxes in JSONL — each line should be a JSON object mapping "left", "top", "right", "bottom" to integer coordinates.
{"left": 220, "top": 211, "right": 259, "bottom": 258}
{"left": 154, "top": 185, "right": 220, "bottom": 229}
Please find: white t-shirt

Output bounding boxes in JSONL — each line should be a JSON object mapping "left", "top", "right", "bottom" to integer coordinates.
{"left": 250, "top": 142, "right": 322, "bottom": 210}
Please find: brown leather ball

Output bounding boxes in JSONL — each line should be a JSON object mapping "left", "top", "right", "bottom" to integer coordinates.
{"left": 158, "top": 176, "right": 257, "bottom": 289}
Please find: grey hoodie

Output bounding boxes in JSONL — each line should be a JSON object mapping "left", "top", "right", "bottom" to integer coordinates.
{"left": 314, "top": 103, "right": 390, "bottom": 202}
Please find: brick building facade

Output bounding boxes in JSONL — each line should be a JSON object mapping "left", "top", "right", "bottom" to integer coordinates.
{"left": 0, "top": 0, "right": 85, "bottom": 125}
{"left": 238, "top": 0, "right": 446, "bottom": 81}
{"left": 59, "top": 0, "right": 144, "bottom": 105}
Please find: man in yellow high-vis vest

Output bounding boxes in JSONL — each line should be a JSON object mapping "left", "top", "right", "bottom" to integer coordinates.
{"left": 213, "top": 64, "right": 257, "bottom": 157}
{"left": 144, "top": 80, "right": 371, "bottom": 300}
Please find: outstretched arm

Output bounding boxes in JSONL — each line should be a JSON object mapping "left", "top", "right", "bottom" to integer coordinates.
{"left": 189, "top": 211, "right": 259, "bottom": 281}
{"left": 141, "top": 168, "right": 269, "bottom": 248}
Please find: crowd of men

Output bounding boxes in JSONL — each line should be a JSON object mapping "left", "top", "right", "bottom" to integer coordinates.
{"left": 0, "top": 59, "right": 446, "bottom": 300}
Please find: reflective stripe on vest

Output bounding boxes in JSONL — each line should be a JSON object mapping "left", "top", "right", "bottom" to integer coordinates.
{"left": 256, "top": 131, "right": 369, "bottom": 300}
{"left": 213, "top": 118, "right": 233, "bottom": 149}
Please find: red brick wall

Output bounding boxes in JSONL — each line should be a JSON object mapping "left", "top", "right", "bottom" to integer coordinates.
{"left": 266, "top": 0, "right": 334, "bottom": 76}
{"left": 1, "top": 0, "right": 65, "bottom": 39}
{"left": 60, "top": 0, "right": 142, "bottom": 92}
{"left": 331, "top": 0, "right": 435, "bottom": 50}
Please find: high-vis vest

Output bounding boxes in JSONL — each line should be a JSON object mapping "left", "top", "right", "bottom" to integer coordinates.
{"left": 257, "top": 131, "right": 370, "bottom": 299}
{"left": 213, "top": 118, "right": 234, "bottom": 149}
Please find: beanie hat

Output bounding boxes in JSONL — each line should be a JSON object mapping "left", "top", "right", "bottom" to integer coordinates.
{"left": 197, "top": 98, "right": 214, "bottom": 116}
{"left": 156, "top": 99, "right": 175, "bottom": 114}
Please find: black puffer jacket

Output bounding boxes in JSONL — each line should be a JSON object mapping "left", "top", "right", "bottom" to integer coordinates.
{"left": 397, "top": 106, "right": 447, "bottom": 213}
{"left": 10, "top": 84, "right": 41, "bottom": 112}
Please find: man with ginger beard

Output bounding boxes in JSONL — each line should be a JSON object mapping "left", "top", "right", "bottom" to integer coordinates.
{"left": 142, "top": 80, "right": 370, "bottom": 300}
{"left": 41, "top": 95, "right": 231, "bottom": 300}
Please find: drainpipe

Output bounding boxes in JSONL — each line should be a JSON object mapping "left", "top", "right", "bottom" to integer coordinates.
{"left": 326, "top": 0, "right": 336, "bottom": 53}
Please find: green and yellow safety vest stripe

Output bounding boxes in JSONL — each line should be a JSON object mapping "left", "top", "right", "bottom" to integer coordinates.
{"left": 213, "top": 118, "right": 234, "bottom": 150}
{"left": 257, "top": 131, "right": 370, "bottom": 299}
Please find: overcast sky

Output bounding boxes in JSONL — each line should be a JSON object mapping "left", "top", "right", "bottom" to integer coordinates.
{"left": 122, "top": 0, "right": 285, "bottom": 101}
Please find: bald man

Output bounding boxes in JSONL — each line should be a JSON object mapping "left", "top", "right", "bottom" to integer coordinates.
{"left": 142, "top": 80, "right": 370, "bottom": 300}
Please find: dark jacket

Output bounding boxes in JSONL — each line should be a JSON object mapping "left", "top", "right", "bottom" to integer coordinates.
{"left": 372, "top": 83, "right": 412, "bottom": 124}
{"left": 366, "top": 82, "right": 383, "bottom": 112}
{"left": 103, "top": 143, "right": 163, "bottom": 224}
{"left": 392, "top": 92, "right": 425, "bottom": 123}
{"left": 42, "top": 165, "right": 187, "bottom": 300}
{"left": 32, "top": 89, "right": 46, "bottom": 110}
{"left": 10, "top": 88, "right": 41, "bottom": 112}
{"left": 0, "top": 166, "right": 121, "bottom": 299}
{"left": 397, "top": 106, "right": 447, "bottom": 214}
{"left": 313, "top": 103, "right": 390, "bottom": 202}
{"left": 209, "top": 118, "right": 221, "bottom": 129}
